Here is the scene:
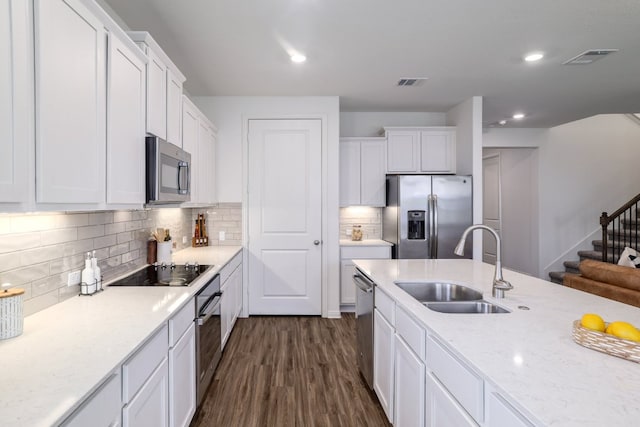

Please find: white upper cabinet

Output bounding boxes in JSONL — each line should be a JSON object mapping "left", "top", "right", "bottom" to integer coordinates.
{"left": 199, "top": 123, "right": 216, "bottom": 205}
{"left": 34, "top": 0, "right": 106, "bottom": 204}
{"left": 339, "top": 137, "right": 386, "bottom": 207}
{"left": 146, "top": 48, "right": 167, "bottom": 139}
{"left": 106, "top": 31, "right": 147, "bottom": 204}
{"left": 386, "top": 130, "right": 419, "bottom": 173}
{"left": 166, "top": 69, "right": 183, "bottom": 146}
{"left": 420, "top": 129, "right": 455, "bottom": 173}
{"left": 386, "top": 127, "right": 456, "bottom": 174}
{"left": 181, "top": 96, "right": 199, "bottom": 203}
{"left": 339, "top": 140, "right": 360, "bottom": 206}
{"left": 128, "top": 32, "right": 186, "bottom": 145}
{"left": 182, "top": 95, "right": 216, "bottom": 206}
{"left": 0, "top": 0, "right": 32, "bottom": 204}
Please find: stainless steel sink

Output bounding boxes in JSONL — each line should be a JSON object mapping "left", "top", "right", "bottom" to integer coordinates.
{"left": 424, "top": 301, "right": 511, "bottom": 314}
{"left": 394, "top": 281, "right": 483, "bottom": 302}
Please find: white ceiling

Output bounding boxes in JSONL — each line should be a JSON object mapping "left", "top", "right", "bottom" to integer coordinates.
{"left": 103, "top": 0, "right": 640, "bottom": 128}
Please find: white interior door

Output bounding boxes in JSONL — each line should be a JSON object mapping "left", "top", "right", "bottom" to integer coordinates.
{"left": 248, "top": 119, "right": 322, "bottom": 315}
{"left": 482, "top": 154, "right": 501, "bottom": 265}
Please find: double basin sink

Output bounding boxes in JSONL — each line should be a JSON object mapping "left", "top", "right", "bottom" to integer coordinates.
{"left": 394, "top": 281, "right": 510, "bottom": 314}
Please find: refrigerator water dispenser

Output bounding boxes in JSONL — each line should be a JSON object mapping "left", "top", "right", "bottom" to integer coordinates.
{"left": 407, "top": 210, "right": 426, "bottom": 240}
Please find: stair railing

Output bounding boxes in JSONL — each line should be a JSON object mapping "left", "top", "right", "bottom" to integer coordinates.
{"left": 600, "top": 193, "right": 640, "bottom": 264}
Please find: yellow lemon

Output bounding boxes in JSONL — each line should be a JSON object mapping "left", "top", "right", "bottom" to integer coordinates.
{"left": 605, "top": 321, "right": 640, "bottom": 342}
{"left": 580, "top": 313, "right": 605, "bottom": 332}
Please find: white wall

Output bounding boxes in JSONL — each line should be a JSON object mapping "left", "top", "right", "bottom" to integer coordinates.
{"left": 447, "top": 97, "right": 483, "bottom": 260}
{"left": 192, "top": 96, "right": 341, "bottom": 318}
{"left": 340, "top": 112, "right": 446, "bottom": 137}
{"left": 483, "top": 148, "right": 539, "bottom": 276}
{"left": 538, "top": 114, "right": 640, "bottom": 276}
{"left": 483, "top": 128, "right": 547, "bottom": 148}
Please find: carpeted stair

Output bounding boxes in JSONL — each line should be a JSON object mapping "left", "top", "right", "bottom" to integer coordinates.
{"left": 548, "top": 231, "right": 639, "bottom": 285}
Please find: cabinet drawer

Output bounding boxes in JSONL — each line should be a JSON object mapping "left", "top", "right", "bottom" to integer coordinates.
{"left": 426, "top": 372, "right": 478, "bottom": 427}
{"left": 219, "top": 251, "right": 242, "bottom": 284}
{"left": 341, "top": 245, "right": 390, "bottom": 260}
{"left": 169, "top": 298, "right": 195, "bottom": 347}
{"left": 123, "top": 357, "right": 169, "bottom": 427}
{"left": 123, "top": 324, "right": 168, "bottom": 403}
{"left": 396, "top": 305, "right": 426, "bottom": 361}
{"left": 426, "top": 334, "right": 483, "bottom": 423}
{"left": 61, "top": 370, "right": 121, "bottom": 427}
{"left": 374, "top": 287, "right": 395, "bottom": 325}
{"left": 486, "top": 390, "right": 534, "bottom": 427}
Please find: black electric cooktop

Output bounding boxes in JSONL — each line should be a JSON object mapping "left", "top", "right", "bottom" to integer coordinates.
{"left": 109, "top": 263, "right": 213, "bottom": 287}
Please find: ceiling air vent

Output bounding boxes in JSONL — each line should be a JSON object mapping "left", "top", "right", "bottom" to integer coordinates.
{"left": 563, "top": 49, "right": 619, "bottom": 65}
{"left": 397, "top": 78, "right": 428, "bottom": 87}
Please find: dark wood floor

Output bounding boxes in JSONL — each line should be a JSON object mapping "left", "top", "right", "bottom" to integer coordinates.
{"left": 191, "top": 314, "right": 390, "bottom": 427}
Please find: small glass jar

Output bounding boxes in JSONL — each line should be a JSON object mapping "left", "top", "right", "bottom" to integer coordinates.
{"left": 352, "top": 225, "right": 363, "bottom": 241}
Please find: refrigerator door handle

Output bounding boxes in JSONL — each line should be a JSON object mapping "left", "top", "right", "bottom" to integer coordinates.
{"left": 432, "top": 194, "right": 438, "bottom": 257}
{"left": 427, "top": 194, "right": 433, "bottom": 257}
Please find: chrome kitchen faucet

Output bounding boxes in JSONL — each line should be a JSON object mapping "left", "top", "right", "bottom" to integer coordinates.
{"left": 454, "top": 224, "right": 513, "bottom": 298}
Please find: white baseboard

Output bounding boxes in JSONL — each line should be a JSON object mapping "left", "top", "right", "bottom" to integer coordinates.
{"left": 542, "top": 228, "right": 600, "bottom": 277}
{"left": 340, "top": 304, "right": 355, "bottom": 313}
{"left": 326, "top": 310, "right": 342, "bottom": 319}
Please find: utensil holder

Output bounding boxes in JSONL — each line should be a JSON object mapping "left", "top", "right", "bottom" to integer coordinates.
{"left": 0, "top": 288, "right": 24, "bottom": 340}
{"left": 157, "top": 240, "right": 172, "bottom": 263}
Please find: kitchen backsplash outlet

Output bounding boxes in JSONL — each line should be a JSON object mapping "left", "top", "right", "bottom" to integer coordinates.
{"left": 0, "top": 208, "right": 194, "bottom": 316}
{"left": 339, "top": 207, "right": 382, "bottom": 240}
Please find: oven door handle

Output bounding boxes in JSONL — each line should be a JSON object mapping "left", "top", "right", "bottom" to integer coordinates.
{"left": 197, "top": 293, "right": 222, "bottom": 326}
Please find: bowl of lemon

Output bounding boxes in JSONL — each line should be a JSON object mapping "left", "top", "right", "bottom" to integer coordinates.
{"left": 573, "top": 313, "right": 640, "bottom": 363}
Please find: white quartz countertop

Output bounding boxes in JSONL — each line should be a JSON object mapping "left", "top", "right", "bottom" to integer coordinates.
{"left": 353, "top": 259, "right": 640, "bottom": 427}
{"left": 0, "top": 245, "right": 242, "bottom": 427}
{"left": 339, "top": 239, "right": 392, "bottom": 246}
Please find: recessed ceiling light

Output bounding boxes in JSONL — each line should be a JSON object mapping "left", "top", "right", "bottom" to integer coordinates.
{"left": 524, "top": 52, "right": 544, "bottom": 62}
{"left": 512, "top": 113, "right": 525, "bottom": 120}
{"left": 499, "top": 120, "right": 507, "bottom": 125}
{"left": 290, "top": 54, "right": 306, "bottom": 63}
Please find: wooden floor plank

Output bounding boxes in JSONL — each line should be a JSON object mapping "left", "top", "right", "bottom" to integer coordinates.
{"left": 191, "top": 314, "right": 390, "bottom": 427}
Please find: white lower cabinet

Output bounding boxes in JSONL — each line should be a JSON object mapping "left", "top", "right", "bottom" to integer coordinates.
{"left": 221, "top": 263, "right": 242, "bottom": 349}
{"left": 169, "top": 323, "right": 196, "bottom": 427}
{"left": 340, "top": 245, "right": 390, "bottom": 305}
{"left": 373, "top": 309, "right": 394, "bottom": 423}
{"left": 394, "top": 335, "right": 425, "bottom": 427}
{"left": 426, "top": 334, "right": 483, "bottom": 423}
{"left": 167, "top": 299, "right": 196, "bottom": 427}
{"left": 61, "top": 371, "right": 121, "bottom": 427}
{"left": 220, "top": 252, "right": 244, "bottom": 350}
{"left": 426, "top": 373, "right": 478, "bottom": 427}
{"left": 485, "top": 387, "right": 534, "bottom": 427}
{"left": 123, "top": 357, "right": 169, "bottom": 427}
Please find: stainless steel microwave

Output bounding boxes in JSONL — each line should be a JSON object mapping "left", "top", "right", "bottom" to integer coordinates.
{"left": 146, "top": 136, "right": 191, "bottom": 204}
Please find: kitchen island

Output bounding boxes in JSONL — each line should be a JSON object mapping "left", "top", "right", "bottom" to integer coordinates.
{"left": 354, "top": 258, "right": 640, "bottom": 427}
{"left": 0, "top": 246, "right": 242, "bottom": 427}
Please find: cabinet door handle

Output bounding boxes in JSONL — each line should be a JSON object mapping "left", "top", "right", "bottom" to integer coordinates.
{"left": 313, "top": 240, "right": 320, "bottom": 245}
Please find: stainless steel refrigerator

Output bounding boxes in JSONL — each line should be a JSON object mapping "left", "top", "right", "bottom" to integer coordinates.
{"left": 383, "top": 175, "right": 473, "bottom": 259}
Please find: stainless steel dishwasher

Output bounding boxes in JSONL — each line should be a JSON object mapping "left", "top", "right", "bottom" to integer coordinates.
{"left": 354, "top": 268, "right": 374, "bottom": 389}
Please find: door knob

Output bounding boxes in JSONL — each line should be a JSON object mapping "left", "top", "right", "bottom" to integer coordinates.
{"left": 313, "top": 240, "right": 320, "bottom": 245}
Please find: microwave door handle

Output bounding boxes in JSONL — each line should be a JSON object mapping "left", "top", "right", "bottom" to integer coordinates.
{"left": 177, "top": 161, "right": 189, "bottom": 194}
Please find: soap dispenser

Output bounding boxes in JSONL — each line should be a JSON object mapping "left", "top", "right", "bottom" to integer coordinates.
{"left": 81, "top": 252, "right": 95, "bottom": 295}
{"left": 91, "top": 250, "right": 102, "bottom": 291}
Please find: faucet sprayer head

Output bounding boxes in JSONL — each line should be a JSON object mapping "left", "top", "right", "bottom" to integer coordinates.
{"left": 454, "top": 238, "right": 466, "bottom": 256}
